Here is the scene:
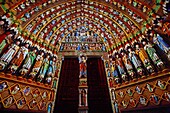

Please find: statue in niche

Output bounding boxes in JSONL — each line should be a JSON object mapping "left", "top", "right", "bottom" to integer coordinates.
{"left": 23, "top": 87, "right": 30, "bottom": 96}
{"left": 102, "top": 44, "right": 106, "bottom": 51}
{"left": 77, "top": 44, "right": 81, "bottom": 51}
{"left": 142, "top": 39, "right": 164, "bottom": 70}
{"left": 37, "top": 55, "right": 50, "bottom": 82}
{"left": 127, "top": 89, "right": 133, "bottom": 96}
{"left": 39, "top": 100, "right": 46, "bottom": 110}
{"left": 29, "top": 99, "right": 37, "bottom": 108}
{"left": 25, "top": 12, "right": 31, "bottom": 19}
{"left": 32, "top": 89, "right": 40, "bottom": 98}
{"left": 121, "top": 49, "right": 136, "bottom": 80}
{"left": 129, "top": 98, "right": 136, "bottom": 107}
{"left": 111, "top": 89, "right": 116, "bottom": 101}
{"left": 47, "top": 102, "right": 52, "bottom": 113}
{"left": 114, "top": 101, "right": 119, "bottom": 113}
{"left": 17, "top": 98, "right": 26, "bottom": 108}
{"left": 78, "top": 54, "right": 87, "bottom": 78}
{"left": 9, "top": 43, "right": 29, "bottom": 74}
{"left": 19, "top": 48, "right": 37, "bottom": 76}
{"left": 115, "top": 52, "right": 128, "bottom": 82}
{"left": 121, "top": 100, "right": 128, "bottom": 108}
{"left": 0, "top": 82, "right": 7, "bottom": 92}
{"left": 11, "top": 85, "right": 20, "bottom": 95}
{"left": 142, "top": 6, "right": 147, "bottom": 13}
{"left": 109, "top": 78, "right": 114, "bottom": 87}
{"left": 127, "top": 46, "right": 144, "bottom": 77}
{"left": 135, "top": 42, "right": 155, "bottom": 74}
{"left": 118, "top": 91, "right": 124, "bottom": 98}
{"left": 52, "top": 79, "right": 57, "bottom": 89}
{"left": 153, "top": 34, "right": 170, "bottom": 60}
{"left": 0, "top": 32, "right": 13, "bottom": 54}
{"left": 139, "top": 96, "right": 147, "bottom": 106}
{"left": 0, "top": 19, "right": 6, "bottom": 29}
{"left": 28, "top": 51, "right": 44, "bottom": 79}
{"left": 157, "top": 80, "right": 166, "bottom": 90}
{"left": 46, "top": 56, "right": 57, "bottom": 84}
{"left": 135, "top": 86, "right": 142, "bottom": 94}
{"left": 105, "top": 61, "right": 109, "bottom": 68}
{"left": 146, "top": 83, "right": 154, "bottom": 92}
{"left": 110, "top": 59, "right": 120, "bottom": 84}
{"left": 163, "top": 92, "right": 170, "bottom": 101}
{"left": 26, "top": 24, "right": 33, "bottom": 32}
{"left": 128, "top": 0, "right": 132, "bottom": 4}
{"left": 107, "top": 69, "right": 111, "bottom": 77}
{"left": 150, "top": 94, "right": 159, "bottom": 104}
{"left": 80, "top": 89, "right": 86, "bottom": 106}
{"left": 59, "top": 43, "right": 64, "bottom": 51}
{"left": 4, "top": 96, "right": 14, "bottom": 107}
{"left": 85, "top": 44, "right": 89, "bottom": 51}
{"left": 42, "top": 91, "right": 47, "bottom": 99}
{"left": 0, "top": 40, "right": 20, "bottom": 70}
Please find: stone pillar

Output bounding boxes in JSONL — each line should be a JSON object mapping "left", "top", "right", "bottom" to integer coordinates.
{"left": 78, "top": 54, "right": 88, "bottom": 113}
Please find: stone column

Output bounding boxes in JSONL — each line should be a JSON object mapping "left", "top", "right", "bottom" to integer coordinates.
{"left": 78, "top": 54, "right": 88, "bottom": 113}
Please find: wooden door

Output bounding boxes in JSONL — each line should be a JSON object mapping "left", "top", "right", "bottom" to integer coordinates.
{"left": 54, "top": 57, "right": 79, "bottom": 113}
{"left": 87, "top": 57, "right": 113, "bottom": 113}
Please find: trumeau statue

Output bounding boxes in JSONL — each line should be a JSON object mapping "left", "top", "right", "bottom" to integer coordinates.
{"left": 78, "top": 54, "right": 87, "bottom": 78}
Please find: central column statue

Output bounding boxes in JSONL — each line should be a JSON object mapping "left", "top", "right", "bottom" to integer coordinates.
{"left": 78, "top": 54, "right": 88, "bottom": 113}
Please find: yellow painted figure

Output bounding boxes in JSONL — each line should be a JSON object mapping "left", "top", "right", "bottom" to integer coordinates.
{"left": 135, "top": 43, "right": 154, "bottom": 73}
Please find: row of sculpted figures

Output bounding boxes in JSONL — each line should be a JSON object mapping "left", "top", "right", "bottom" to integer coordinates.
{"left": 107, "top": 35, "right": 170, "bottom": 84}
{"left": 0, "top": 36, "right": 58, "bottom": 85}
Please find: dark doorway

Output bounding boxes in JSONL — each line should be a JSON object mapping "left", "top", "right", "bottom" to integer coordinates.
{"left": 87, "top": 57, "right": 113, "bottom": 113}
{"left": 54, "top": 57, "right": 79, "bottom": 113}
{"left": 54, "top": 57, "right": 113, "bottom": 113}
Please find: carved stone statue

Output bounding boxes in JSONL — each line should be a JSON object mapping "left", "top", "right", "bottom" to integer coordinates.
{"left": 110, "top": 59, "right": 120, "bottom": 83}
{"left": 114, "top": 101, "right": 119, "bottom": 113}
{"left": 142, "top": 40, "right": 164, "bottom": 70}
{"left": 19, "top": 49, "right": 37, "bottom": 76}
{"left": 0, "top": 41, "right": 20, "bottom": 70}
{"left": 46, "top": 57, "right": 57, "bottom": 84}
{"left": 0, "top": 82, "right": 7, "bottom": 92}
{"left": 78, "top": 54, "right": 87, "bottom": 78}
{"left": 139, "top": 96, "right": 147, "bottom": 105}
{"left": 37, "top": 55, "right": 50, "bottom": 82}
{"left": 135, "top": 43, "right": 154, "bottom": 74}
{"left": 11, "top": 85, "right": 20, "bottom": 94}
{"left": 153, "top": 34, "right": 170, "bottom": 60}
{"left": 115, "top": 52, "right": 127, "bottom": 82}
{"left": 0, "top": 32, "right": 13, "bottom": 54}
{"left": 121, "top": 50, "right": 136, "bottom": 80}
{"left": 127, "top": 46, "right": 144, "bottom": 77}
{"left": 9, "top": 43, "right": 29, "bottom": 74}
{"left": 80, "top": 89, "right": 87, "bottom": 106}
{"left": 150, "top": 94, "right": 159, "bottom": 104}
{"left": 29, "top": 52, "right": 44, "bottom": 80}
